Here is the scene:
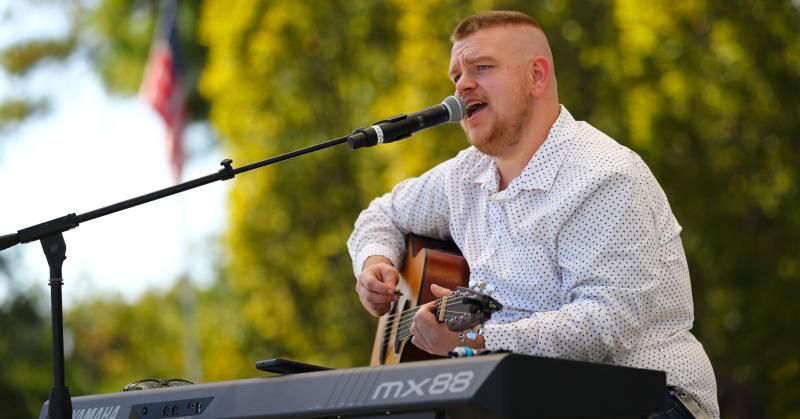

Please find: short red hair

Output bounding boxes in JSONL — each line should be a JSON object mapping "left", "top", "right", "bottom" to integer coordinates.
{"left": 451, "top": 10, "right": 543, "bottom": 42}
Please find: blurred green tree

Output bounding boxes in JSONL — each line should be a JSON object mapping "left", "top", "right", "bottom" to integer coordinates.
{"left": 64, "top": 274, "right": 247, "bottom": 394}
{"left": 0, "top": 0, "right": 207, "bottom": 131}
{"left": 0, "top": 251, "right": 52, "bottom": 416}
{"left": 554, "top": 1, "right": 800, "bottom": 416}
{"left": 1, "top": 1, "right": 798, "bottom": 418}
{"left": 199, "top": 1, "right": 800, "bottom": 417}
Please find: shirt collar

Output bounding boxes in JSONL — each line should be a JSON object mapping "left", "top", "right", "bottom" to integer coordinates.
{"left": 469, "top": 105, "right": 576, "bottom": 195}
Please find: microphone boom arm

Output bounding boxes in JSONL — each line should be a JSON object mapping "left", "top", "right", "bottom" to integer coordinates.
{"left": 1, "top": 95, "right": 464, "bottom": 419}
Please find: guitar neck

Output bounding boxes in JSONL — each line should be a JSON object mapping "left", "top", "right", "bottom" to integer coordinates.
{"left": 371, "top": 234, "right": 471, "bottom": 365}
{"left": 389, "top": 301, "right": 435, "bottom": 342}
{"left": 388, "top": 295, "right": 463, "bottom": 342}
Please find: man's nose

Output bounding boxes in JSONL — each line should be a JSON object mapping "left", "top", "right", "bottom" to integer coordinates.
{"left": 455, "top": 72, "right": 476, "bottom": 95}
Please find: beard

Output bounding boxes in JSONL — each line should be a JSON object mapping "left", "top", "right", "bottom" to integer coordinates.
{"left": 466, "top": 102, "right": 532, "bottom": 157}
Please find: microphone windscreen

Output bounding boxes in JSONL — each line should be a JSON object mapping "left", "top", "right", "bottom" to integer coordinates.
{"left": 442, "top": 96, "right": 466, "bottom": 123}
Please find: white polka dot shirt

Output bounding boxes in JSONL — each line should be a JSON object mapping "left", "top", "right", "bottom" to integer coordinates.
{"left": 348, "top": 106, "right": 719, "bottom": 418}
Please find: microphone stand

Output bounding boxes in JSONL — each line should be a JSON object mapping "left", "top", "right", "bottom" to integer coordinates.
{"left": 0, "top": 134, "right": 352, "bottom": 419}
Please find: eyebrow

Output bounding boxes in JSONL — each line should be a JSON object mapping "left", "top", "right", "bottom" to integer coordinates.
{"left": 449, "top": 55, "right": 496, "bottom": 79}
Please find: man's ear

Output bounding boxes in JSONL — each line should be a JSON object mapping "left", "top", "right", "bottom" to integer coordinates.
{"left": 530, "top": 56, "right": 551, "bottom": 98}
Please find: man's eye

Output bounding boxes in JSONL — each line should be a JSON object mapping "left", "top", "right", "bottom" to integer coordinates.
{"left": 478, "top": 65, "right": 491, "bottom": 70}
{"left": 453, "top": 74, "right": 461, "bottom": 83}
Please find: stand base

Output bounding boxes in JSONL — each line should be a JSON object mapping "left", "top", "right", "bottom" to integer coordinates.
{"left": 48, "top": 385, "right": 72, "bottom": 419}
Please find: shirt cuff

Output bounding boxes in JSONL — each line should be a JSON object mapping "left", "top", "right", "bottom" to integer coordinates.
{"left": 483, "top": 320, "right": 537, "bottom": 354}
{"left": 353, "top": 244, "right": 403, "bottom": 276}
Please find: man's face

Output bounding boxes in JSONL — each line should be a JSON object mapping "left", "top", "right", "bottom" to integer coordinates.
{"left": 449, "top": 26, "right": 535, "bottom": 157}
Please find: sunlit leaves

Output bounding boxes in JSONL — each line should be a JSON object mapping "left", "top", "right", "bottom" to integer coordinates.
{"left": 0, "top": 38, "right": 75, "bottom": 75}
{"left": 2, "top": 0, "right": 799, "bottom": 417}
{"left": 200, "top": 2, "right": 800, "bottom": 415}
{"left": 0, "top": 99, "right": 48, "bottom": 131}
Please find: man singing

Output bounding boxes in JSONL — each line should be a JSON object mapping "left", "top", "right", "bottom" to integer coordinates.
{"left": 348, "top": 10, "right": 719, "bottom": 418}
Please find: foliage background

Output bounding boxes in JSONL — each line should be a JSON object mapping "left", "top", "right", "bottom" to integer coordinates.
{"left": 1, "top": 0, "right": 798, "bottom": 417}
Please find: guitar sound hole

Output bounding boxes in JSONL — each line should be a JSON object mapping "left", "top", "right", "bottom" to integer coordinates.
{"left": 394, "top": 300, "right": 412, "bottom": 353}
{"left": 379, "top": 300, "right": 400, "bottom": 364}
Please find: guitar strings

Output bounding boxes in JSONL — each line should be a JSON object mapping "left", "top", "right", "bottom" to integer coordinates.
{"left": 384, "top": 318, "right": 472, "bottom": 344}
{"left": 389, "top": 304, "right": 473, "bottom": 335}
{"left": 389, "top": 315, "right": 475, "bottom": 343}
{"left": 379, "top": 300, "right": 477, "bottom": 345}
{"left": 382, "top": 295, "right": 444, "bottom": 322}
{"left": 377, "top": 289, "right": 490, "bottom": 345}
{"left": 381, "top": 296, "right": 469, "bottom": 325}
{"left": 381, "top": 308, "right": 472, "bottom": 345}
{"left": 382, "top": 294, "right": 472, "bottom": 323}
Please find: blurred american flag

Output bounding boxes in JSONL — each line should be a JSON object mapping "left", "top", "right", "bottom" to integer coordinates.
{"left": 140, "top": 0, "right": 186, "bottom": 183}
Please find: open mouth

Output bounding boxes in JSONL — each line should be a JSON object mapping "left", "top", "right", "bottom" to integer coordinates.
{"left": 466, "top": 102, "right": 487, "bottom": 119}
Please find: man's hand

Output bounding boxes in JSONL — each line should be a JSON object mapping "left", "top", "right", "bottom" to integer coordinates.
{"left": 356, "top": 255, "right": 400, "bottom": 316}
{"left": 409, "top": 284, "right": 482, "bottom": 356}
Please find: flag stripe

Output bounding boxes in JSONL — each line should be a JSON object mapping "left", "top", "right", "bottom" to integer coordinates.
{"left": 140, "top": 0, "right": 186, "bottom": 182}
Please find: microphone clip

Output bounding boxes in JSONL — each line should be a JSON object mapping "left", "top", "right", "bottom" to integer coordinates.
{"left": 348, "top": 114, "right": 410, "bottom": 149}
{"left": 373, "top": 114, "right": 408, "bottom": 125}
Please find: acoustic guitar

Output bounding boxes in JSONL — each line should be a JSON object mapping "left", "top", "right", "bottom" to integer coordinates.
{"left": 370, "top": 235, "right": 502, "bottom": 366}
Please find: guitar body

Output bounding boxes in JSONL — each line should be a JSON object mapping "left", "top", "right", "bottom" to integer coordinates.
{"left": 370, "top": 235, "right": 470, "bottom": 366}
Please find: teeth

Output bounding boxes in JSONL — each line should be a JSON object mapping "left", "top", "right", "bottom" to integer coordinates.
{"left": 466, "top": 102, "right": 485, "bottom": 117}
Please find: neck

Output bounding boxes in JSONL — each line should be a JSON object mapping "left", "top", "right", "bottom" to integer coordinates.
{"left": 494, "top": 103, "right": 560, "bottom": 191}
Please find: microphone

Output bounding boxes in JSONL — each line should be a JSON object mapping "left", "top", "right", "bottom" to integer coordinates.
{"left": 347, "top": 96, "right": 466, "bottom": 149}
